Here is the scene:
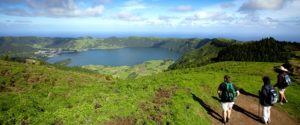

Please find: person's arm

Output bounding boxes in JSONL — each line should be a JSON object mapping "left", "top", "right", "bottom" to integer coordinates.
{"left": 217, "top": 84, "right": 222, "bottom": 97}
{"left": 233, "top": 84, "right": 240, "bottom": 96}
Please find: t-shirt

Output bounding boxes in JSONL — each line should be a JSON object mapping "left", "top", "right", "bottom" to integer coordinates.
{"left": 218, "top": 82, "right": 238, "bottom": 102}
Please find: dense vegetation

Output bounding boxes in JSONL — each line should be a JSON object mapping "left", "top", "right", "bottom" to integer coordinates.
{"left": 1, "top": 59, "right": 299, "bottom": 124}
{"left": 168, "top": 38, "right": 237, "bottom": 69}
{"left": 216, "top": 37, "right": 300, "bottom": 62}
{"left": 170, "top": 37, "right": 300, "bottom": 70}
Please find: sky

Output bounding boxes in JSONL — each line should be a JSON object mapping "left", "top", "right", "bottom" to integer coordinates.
{"left": 0, "top": 0, "right": 299, "bottom": 41}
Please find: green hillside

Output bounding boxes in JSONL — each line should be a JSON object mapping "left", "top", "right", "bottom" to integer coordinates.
{"left": 1, "top": 60, "right": 299, "bottom": 124}
{"left": 216, "top": 37, "right": 300, "bottom": 62}
{"left": 170, "top": 38, "right": 300, "bottom": 70}
{"left": 169, "top": 38, "right": 237, "bottom": 69}
{"left": 82, "top": 60, "right": 174, "bottom": 79}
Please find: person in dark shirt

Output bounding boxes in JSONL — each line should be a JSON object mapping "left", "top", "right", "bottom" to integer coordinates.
{"left": 260, "top": 76, "right": 273, "bottom": 124}
{"left": 275, "top": 66, "right": 289, "bottom": 105}
{"left": 217, "top": 75, "right": 240, "bottom": 123}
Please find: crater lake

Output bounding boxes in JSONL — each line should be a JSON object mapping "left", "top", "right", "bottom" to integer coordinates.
{"left": 47, "top": 47, "right": 181, "bottom": 66}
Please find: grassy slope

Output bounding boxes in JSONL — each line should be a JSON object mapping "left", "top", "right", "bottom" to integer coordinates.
{"left": 82, "top": 60, "right": 174, "bottom": 79}
{"left": 169, "top": 38, "right": 237, "bottom": 70}
{"left": 169, "top": 43, "right": 222, "bottom": 69}
{"left": 0, "top": 60, "right": 299, "bottom": 124}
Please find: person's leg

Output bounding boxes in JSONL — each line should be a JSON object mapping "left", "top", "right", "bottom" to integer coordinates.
{"left": 227, "top": 102, "right": 234, "bottom": 120}
{"left": 282, "top": 89, "right": 287, "bottom": 103}
{"left": 263, "top": 106, "right": 268, "bottom": 124}
{"left": 221, "top": 102, "right": 228, "bottom": 123}
{"left": 223, "top": 111, "right": 227, "bottom": 123}
{"left": 267, "top": 106, "right": 271, "bottom": 123}
{"left": 279, "top": 89, "right": 284, "bottom": 104}
{"left": 227, "top": 109, "right": 231, "bottom": 119}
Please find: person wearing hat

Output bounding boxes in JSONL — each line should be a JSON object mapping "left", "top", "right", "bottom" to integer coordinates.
{"left": 275, "top": 66, "right": 289, "bottom": 105}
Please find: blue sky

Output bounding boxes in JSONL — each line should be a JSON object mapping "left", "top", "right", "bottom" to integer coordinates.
{"left": 0, "top": 0, "right": 299, "bottom": 41}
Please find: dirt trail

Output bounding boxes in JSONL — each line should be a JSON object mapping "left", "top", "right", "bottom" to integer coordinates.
{"left": 210, "top": 94, "right": 298, "bottom": 125}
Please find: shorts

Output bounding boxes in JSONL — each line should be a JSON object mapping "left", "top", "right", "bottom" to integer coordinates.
{"left": 279, "top": 88, "right": 286, "bottom": 94}
{"left": 221, "top": 102, "right": 234, "bottom": 111}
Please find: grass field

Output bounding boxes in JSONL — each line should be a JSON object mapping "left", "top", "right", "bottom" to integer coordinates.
{"left": 82, "top": 60, "right": 174, "bottom": 79}
{"left": 0, "top": 60, "right": 299, "bottom": 124}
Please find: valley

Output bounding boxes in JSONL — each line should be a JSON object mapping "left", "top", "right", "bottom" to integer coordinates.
{"left": 0, "top": 37, "right": 300, "bottom": 125}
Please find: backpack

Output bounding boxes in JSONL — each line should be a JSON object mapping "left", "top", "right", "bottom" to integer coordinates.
{"left": 222, "top": 82, "right": 237, "bottom": 102}
{"left": 269, "top": 86, "right": 278, "bottom": 104}
{"left": 283, "top": 74, "right": 292, "bottom": 87}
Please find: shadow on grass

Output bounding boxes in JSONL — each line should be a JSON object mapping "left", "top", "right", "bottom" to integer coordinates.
{"left": 211, "top": 96, "right": 262, "bottom": 123}
{"left": 191, "top": 93, "right": 223, "bottom": 123}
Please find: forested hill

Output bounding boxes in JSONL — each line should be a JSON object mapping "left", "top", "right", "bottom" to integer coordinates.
{"left": 168, "top": 38, "right": 237, "bottom": 69}
{"left": 216, "top": 37, "right": 300, "bottom": 62}
{"left": 169, "top": 37, "right": 300, "bottom": 70}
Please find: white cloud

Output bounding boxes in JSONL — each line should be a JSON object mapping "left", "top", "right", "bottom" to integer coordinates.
{"left": 173, "top": 5, "right": 193, "bottom": 12}
{"left": 122, "top": 0, "right": 146, "bottom": 11}
{"left": 116, "top": 11, "right": 146, "bottom": 21}
{"left": 239, "top": 0, "right": 293, "bottom": 11}
{"left": 186, "top": 11, "right": 234, "bottom": 22}
{"left": 0, "top": 0, "right": 105, "bottom": 17}
{"left": 146, "top": 19, "right": 164, "bottom": 25}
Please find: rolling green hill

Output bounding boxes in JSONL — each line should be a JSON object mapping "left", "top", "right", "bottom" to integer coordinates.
{"left": 170, "top": 37, "right": 300, "bottom": 70}
{"left": 216, "top": 37, "right": 300, "bottom": 62}
{"left": 82, "top": 60, "right": 174, "bottom": 79}
{"left": 169, "top": 38, "right": 237, "bottom": 69}
{"left": 1, "top": 59, "right": 299, "bottom": 124}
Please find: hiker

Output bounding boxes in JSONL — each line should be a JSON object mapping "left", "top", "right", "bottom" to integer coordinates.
{"left": 275, "top": 66, "right": 291, "bottom": 105}
{"left": 217, "top": 75, "right": 240, "bottom": 123}
{"left": 259, "top": 76, "right": 276, "bottom": 124}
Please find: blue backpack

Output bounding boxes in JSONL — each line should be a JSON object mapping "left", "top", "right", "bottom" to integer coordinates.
{"left": 283, "top": 74, "right": 292, "bottom": 87}
{"left": 269, "top": 87, "right": 278, "bottom": 104}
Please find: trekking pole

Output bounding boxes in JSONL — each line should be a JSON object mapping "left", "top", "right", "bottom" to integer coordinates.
{"left": 258, "top": 90, "right": 261, "bottom": 119}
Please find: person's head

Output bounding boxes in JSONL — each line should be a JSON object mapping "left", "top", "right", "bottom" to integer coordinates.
{"left": 262, "top": 76, "right": 270, "bottom": 85}
{"left": 224, "top": 75, "right": 231, "bottom": 83}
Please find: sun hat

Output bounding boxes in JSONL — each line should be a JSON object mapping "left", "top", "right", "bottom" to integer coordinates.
{"left": 279, "top": 66, "right": 288, "bottom": 72}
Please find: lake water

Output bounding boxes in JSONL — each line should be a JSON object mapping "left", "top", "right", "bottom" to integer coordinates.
{"left": 47, "top": 47, "right": 181, "bottom": 66}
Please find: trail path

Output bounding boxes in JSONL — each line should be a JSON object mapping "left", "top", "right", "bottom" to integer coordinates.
{"left": 209, "top": 94, "right": 298, "bottom": 125}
